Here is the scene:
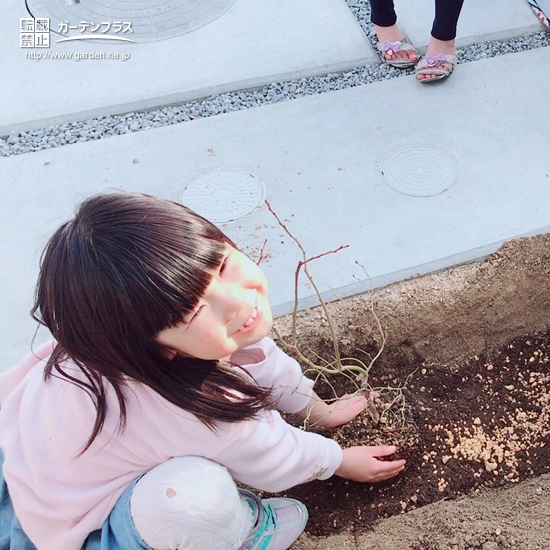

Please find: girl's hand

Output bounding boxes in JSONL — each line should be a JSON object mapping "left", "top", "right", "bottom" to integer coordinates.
{"left": 297, "top": 392, "right": 366, "bottom": 429}
{"left": 317, "top": 393, "right": 367, "bottom": 428}
{"left": 335, "top": 445, "right": 406, "bottom": 483}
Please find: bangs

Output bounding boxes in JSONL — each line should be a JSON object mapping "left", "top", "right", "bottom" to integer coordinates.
{"left": 104, "top": 213, "right": 228, "bottom": 331}
{"left": 35, "top": 193, "right": 234, "bottom": 344}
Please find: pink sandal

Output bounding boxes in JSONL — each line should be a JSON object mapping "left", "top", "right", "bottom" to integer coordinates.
{"left": 415, "top": 53, "right": 457, "bottom": 83}
{"left": 377, "top": 38, "right": 418, "bottom": 69}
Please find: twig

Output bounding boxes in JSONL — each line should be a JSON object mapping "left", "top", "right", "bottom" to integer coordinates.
{"left": 265, "top": 199, "right": 348, "bottom": 367}
{"left": 255, "top": 238, "right": 268, "bottom": 266}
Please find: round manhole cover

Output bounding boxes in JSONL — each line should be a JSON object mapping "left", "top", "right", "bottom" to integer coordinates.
{"left": 382, "top": 146, "right": 459, "bottom": 196}
{"left": 182, "top": 170, "right": 266, "bottom": 224}
{"left": 26, "top": 0, "right": 236, "bottom": 43}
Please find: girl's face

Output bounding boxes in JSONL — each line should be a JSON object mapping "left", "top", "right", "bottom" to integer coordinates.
{"left": 156, "top": 245, "right": 273, "bottom": 360}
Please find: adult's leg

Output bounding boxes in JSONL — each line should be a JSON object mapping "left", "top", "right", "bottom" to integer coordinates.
{"left": 369, "top": 0, "right": 397, "bottom": 28}
{"left": 417, "top": 0, "right": 464, "bottom": 80}
{"left": 431, "top": 0, "right": 465, "bottom": 41}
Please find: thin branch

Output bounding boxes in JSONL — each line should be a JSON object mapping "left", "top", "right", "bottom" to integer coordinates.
{"left": 255, "top": 238, "right": 268, "bottom": 266}
{"left": 265, "top": 199, "right": 349, "bottom": 366}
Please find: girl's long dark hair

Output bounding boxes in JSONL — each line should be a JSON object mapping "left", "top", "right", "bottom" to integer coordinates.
{"left": 31, "top": 193, "right": 274, "bottom": 453}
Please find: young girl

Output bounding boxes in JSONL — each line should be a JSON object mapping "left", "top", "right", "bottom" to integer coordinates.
{"left": 0, "top": 193, "right": 405, "bottom": 550}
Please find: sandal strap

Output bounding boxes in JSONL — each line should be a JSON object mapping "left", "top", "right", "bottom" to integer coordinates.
{"left": 377, "top": 37, "right": 416, "bottom": 54}
{"left": 415, "top": 53, "right": 457, "bottom": 76}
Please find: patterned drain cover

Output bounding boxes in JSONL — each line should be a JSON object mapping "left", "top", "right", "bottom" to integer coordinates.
{"left": 383, "top": 146, "right": 459, "bottom": 196}
{"left": 182, "top": 170, "right": 266, "bottom": 224}
{"left": 26, "top": 0, "right": 236, "bottom": 42}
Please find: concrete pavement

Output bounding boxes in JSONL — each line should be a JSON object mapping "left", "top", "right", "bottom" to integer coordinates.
{"left": 1, "top": 0, "right": 549, "bottom": 372}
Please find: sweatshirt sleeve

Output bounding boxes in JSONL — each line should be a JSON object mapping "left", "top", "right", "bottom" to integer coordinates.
{"left": 115, "top": 383, "right": 343, "bottom": 494}
{"left": 211, "top": 410, "right": 343, "bottom": 493}
{"left": 231, "top": 337, "right": 314, "bottom": 414}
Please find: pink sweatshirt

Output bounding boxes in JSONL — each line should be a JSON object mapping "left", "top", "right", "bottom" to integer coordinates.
{"left": 0, "top": 337, "right": 342, "bottom": 550}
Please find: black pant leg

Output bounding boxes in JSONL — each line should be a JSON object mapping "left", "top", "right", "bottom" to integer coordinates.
{"left": 369, "top": 0, "right": 397, "bottom": 27}
{"left": 431, "top": 0, "right": 465, "bottom": 40}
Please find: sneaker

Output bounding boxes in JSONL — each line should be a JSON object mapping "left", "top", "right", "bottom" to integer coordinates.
{"left": 238, "top": 489, "right": 308, "bottom": 550}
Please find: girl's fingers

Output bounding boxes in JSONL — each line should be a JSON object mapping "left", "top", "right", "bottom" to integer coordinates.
{"left": 373, "top": 445, "right": 398, "bottom": 458}
{"left": 375, "top": 459, "right": 406, "bottom": 480}
{"left": 336, "top": 394, "right": 366, "bottom": 411}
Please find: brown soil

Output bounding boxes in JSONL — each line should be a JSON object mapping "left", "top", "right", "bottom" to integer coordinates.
{"left": 271, "top": 234, "right": 550, "bottom": 550}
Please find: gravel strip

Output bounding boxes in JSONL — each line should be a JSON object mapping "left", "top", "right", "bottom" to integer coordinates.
{"left": 1, "top": 0, "right": 549, "bottom": 157}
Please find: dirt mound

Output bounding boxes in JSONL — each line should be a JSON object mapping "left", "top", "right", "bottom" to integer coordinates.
{"left": 272, "top": 234, "right": 550, "bottom": 549}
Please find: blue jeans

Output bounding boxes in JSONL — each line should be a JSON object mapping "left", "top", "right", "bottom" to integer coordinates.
{"left": 0, "top": 449, "right": 152, "bottom": 550}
